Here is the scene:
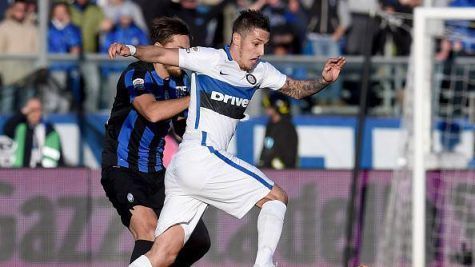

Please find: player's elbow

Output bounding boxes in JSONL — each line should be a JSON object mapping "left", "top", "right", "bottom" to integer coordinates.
{"left": 143, "top": 111, "right": 164, "bottom": 123}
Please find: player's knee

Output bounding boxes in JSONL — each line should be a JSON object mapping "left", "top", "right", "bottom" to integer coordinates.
{"left": 272, "top": 186, "right": 288, "bottom": 205}
{"left": 131, "top": 221, "right": 156, "bottom": 241}
{"left": 129, "top": 211, "right": 157, "bottom": 240}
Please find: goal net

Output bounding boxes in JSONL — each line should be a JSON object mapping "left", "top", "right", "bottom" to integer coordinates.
{"left": 375, "top": 7, "right": 475, "bottom": 267}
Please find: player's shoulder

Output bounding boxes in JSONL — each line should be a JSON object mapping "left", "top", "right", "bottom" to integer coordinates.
{"left": 186, "top": 46, "right": 219, "bottom": 53}
{"left": 251, "top": 60, "right": 286, "bottom": 88}
{"left": 184, "top": 46, "right": 223, "bottom": 59}
{"left": 254, "top": 60, "right": 274, "bottom": 72}
{"left": 124, "top": 61, "right": 153, "bottom": 75}
{"left": 250, "top": 60, "right": 275, "bottom": 80}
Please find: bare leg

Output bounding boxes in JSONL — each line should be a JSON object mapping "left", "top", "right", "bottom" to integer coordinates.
{"left": 128, "top": 206, "right": 157, "bottom": 263}
{"left": 129, "top": 224, "right": 185, "bottom": 267}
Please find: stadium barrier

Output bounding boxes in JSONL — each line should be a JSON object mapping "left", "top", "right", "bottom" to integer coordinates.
{"left": 0, "top": 168, "right": 471, "bottom": 266}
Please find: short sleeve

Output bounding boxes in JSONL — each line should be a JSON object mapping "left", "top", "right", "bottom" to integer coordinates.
{"left": 259, "top": 62, "right": 287, "bottom": 91}
{"left": 178, "top": 46, "right": 219, "bottom": 73}
{"left": 124, "top": 66, "right": 155, "bottom": 103}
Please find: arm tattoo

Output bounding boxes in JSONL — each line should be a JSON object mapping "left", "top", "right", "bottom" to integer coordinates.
{"left": 279, "top": 77, "right": 330, "bottom": 99}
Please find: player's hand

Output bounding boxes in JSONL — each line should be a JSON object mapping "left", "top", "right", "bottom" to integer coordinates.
{"left": 321, "top": 56, "right": 346, "bottom": 83}
{"left": 108, "top": 42, "right": 132, "bottom": 59}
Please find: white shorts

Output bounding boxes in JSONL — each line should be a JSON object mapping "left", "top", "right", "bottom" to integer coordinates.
{"left": 155, "top": 143, "right": 273, "bottom": 241}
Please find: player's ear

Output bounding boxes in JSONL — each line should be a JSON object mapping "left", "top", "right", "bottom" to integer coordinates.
{"left": 232, "top": 32, "right": 241, "bottom": 46}
{"left": 154, "top": 42, "right": 163, "bottom": 47}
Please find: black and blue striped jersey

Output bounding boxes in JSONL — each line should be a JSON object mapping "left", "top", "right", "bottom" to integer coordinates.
{"left": 102, "top": 61, "right": 189, "bottom": 173}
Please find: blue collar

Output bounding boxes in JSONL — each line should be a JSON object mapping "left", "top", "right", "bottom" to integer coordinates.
{"left": 224, "top": 45, "right": 233, "bottom": 61}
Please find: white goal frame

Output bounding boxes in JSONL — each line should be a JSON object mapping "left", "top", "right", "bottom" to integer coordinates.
{"left": 412, "top": 7, "right": 475, "bottom": 267}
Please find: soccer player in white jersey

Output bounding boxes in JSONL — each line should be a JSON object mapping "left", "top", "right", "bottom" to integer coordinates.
{"left": 109, "top": 10, "right": 346, "bottom": 267}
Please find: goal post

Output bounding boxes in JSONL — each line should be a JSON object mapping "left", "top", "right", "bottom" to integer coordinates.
{"left": 376, "top": 7, "right": 475, "bottom": 267}
{"left": 413, "top": 8, "right": 475, "bottom": 267}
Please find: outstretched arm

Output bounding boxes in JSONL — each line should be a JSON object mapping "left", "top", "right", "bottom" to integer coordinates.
{"left": 279, "top": 57, "right": 346, "bottom": 99}
{"left": 108, "top": 42, "right": 180, "bottom": 67}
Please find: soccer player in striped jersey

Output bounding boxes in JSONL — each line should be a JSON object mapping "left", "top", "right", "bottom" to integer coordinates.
{"left": 101, "top": 17, "right": 210, "bottom": 266}
{"left": 110, "top": 10, "right": 345, "bottom": 267}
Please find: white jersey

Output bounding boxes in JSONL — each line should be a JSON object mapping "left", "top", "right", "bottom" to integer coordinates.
{"left": 178, "top": 46, "right": 287, "bottom": 151}
{"left": 155, "top": 46, "right": 287, "bottom": 240}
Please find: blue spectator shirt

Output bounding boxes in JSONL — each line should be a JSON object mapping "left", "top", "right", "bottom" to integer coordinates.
{"left": 48, "top": 22, "right": 82, "bottom": 71}
{"left": 100, "top": 24, "right": 149, "bottom": 75}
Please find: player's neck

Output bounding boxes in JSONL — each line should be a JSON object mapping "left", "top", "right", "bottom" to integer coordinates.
{"left": 153, "top": 63, "right": 170, "bottom": 80}
{"left": 229, "top": 44, "right": 245, "bottom": 71}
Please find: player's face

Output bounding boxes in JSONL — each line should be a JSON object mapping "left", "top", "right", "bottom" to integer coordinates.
{"left": 237, "top": 28, "right": 269, "bottom": 71}
{"left": 162, "top": 34, "right": 190, "bottom": 77}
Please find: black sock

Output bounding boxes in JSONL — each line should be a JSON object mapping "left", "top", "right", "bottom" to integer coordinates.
{"left": 130, "top": 240, "right": 154, "bottom": 263}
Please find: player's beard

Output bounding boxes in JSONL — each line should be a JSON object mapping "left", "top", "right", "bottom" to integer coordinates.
{"left": 165, "top": 65, "right": 183, "bottom": 78}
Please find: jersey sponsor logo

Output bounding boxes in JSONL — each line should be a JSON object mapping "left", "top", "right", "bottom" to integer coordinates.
{"left": 219, "top": 70, "right": 229, "bottom": 76}
{"left": 210, "top": 91, "right": 249, "bottom": 107}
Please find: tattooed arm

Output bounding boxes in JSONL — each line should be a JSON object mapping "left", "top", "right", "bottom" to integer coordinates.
{"left": 279, "top": 77, "right": 331, "bottom": 99}
{"left": 279, "top": 57, "right": 346, "bottom": 99}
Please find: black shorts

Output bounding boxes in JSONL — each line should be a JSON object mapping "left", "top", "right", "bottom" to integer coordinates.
{"left": 101, "top": 166, "right": 166, "bottom": 227}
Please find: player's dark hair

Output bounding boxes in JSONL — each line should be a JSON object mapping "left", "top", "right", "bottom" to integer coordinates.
{"left": 150, "top": 17, "right": 190, "bottom": 45}
{"left": 232, "top": 9, "right": 270, "bottom": 36}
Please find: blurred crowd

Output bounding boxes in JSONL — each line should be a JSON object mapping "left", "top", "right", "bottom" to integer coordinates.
{"left": 0, "top": 0, "right": 474, "bottom": 113}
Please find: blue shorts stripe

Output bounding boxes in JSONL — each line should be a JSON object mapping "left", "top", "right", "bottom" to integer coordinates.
{"left": 201, "top": 131, "right": 207, "bottom": 146}
{"left": 194, "top": 79, "right": 201, "bottom": 129}
{"left": 212, "top": 150, "right": 273, "bottom": 190}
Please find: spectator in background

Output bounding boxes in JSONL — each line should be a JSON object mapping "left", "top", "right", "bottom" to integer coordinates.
{"left": 130, "top": 0, "right": 168, "bottom": 30}
{"left": 69, "top": 0, "right": 105, "bottom": 111}
{"left": 259, "top": 93, "right": 298, "bottom": 169}
{"left": 0, "top": 0, "right": 38, "bottom": 113}
{"left": 24, "top": 0, "right": 37, "bottom": 25}
{"left": 3, "top": 97, "right": 64, "bottom": 168}
{"left": 305, "top": 0, "right": 350, "bottom": 58}
{"left": 287, "top": 0, "right": 308, "bottom": 50}
{"left": 376, "top": 0, "right": 413, "bottom": 56}
{"left": 100, "top": 0, "right": 148, "bottom": 33}
{"left": 0, "top": 1, "right": 8, "bottom": 21}
{"left": 345, "top": 0, "right": 380, "bottom": 55}
{"left": 100, "top": 8, "right": 148, "bottom": 109}
{"left": 162, "top": 0, "right": 229, "bottom": 46}
{"left": 70, "top": 0, "right": 105, "bottom": 53}
{"left": 250, "top": 0, "right": 307, "bottom": 53}
{"left": 48, "top": 2, "right": 82, "bottom": 110}
{"left": 100, "top": 9, "right": 148, "bottom": 53}
{"left": 305, "top": 0, "right": 350, "bottom": 105}
{"left": 437, "top": 0, "right": 475, "bottom": 60}
{"left": 49, "top": 2, "right": 81, "bottom": 62}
